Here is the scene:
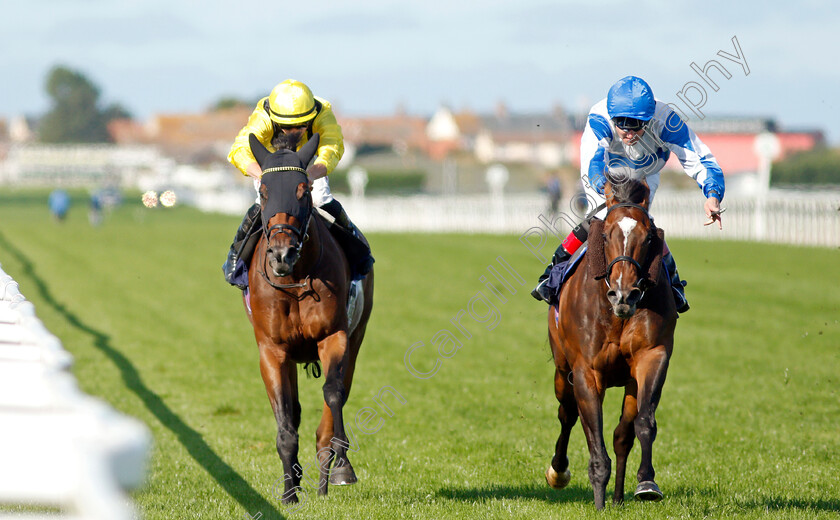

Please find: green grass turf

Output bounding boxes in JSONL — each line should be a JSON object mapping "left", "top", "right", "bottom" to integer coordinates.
{"left": 0, "top": 190, "right": 838, "bottom": 519}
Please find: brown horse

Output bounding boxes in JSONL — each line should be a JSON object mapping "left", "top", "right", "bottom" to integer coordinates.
{"left": 544, "top": 174, "right": 677, "bottom": 509}
{"left": 244, "top": 133, "right": 374, "bottom": 504}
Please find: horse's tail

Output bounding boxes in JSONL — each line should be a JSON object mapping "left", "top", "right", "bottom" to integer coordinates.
{"left": 303, "top": 361, "right": 322, "bottom": 379}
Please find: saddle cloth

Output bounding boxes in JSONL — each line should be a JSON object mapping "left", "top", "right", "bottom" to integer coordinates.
{"left": 545, "top": 245, "right": 588, "bottom": 305}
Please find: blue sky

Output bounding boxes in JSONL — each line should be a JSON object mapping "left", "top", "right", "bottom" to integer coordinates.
{"left": 3, "top": 0, "right": 839, "bottom": 143}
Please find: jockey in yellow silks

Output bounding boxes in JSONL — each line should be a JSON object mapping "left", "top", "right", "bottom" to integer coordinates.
{"left": 223, "top": 79, "right": 373, "bottom": 289}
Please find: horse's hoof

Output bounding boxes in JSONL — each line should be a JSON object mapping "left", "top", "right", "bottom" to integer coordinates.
{"left": 545, "top": 465, "right": 571, "bottom": 489}
{"left": 329, "top": 465, "right": 358, "bottom": 486}
{"left": 280, "top": 492, "right": 299, "bottom": 505}
{"left": 634, "top": 481, "right": 663, "bottom": 501}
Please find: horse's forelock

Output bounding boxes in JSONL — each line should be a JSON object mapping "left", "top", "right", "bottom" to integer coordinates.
{"left": 271, "top": 130, "right": 302, "bottom": 153}
{"left": 606, "top": 174, "right": 649, "bottom": 206}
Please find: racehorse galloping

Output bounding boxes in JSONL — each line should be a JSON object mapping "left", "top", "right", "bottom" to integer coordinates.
{"left": 545, "top": 174, "right": 677, "bottom": 509}
{"left": 244, "top": 133, "right": 374, "bottom": 504}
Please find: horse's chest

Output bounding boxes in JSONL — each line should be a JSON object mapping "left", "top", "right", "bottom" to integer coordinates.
{"left": 264, "top": 301, "right": 338, "bottom": 345}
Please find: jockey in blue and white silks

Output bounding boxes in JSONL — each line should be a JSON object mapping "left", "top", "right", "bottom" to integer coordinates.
{"left": 532, "top": 76, "right": 726, "bottom": 312}
{"left": 580, "top": 80, "right": 725, "bottom": 216}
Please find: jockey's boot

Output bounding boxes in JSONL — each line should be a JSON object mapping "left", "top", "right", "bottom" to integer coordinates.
{"left": 222, "top": 203, "right": 261, "bottom": 289}
{"left": 663, "top": 251, "right": 689, "bottom": 313}
{"left": 319, "top": 199, "right": 374, "bottom": 276}
{"left": 531, "top": 223, "right": 589, "bottom": 303}
{"left": 531, "top": 245, "right": 572, "bottom": 302}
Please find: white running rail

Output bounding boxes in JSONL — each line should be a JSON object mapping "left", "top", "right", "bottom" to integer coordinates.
{"left": 0, "top": 264, "right": 151, "bottom": 520}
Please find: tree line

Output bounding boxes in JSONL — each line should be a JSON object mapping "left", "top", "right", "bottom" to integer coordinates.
{"left": 34, "top": 65, "right": 256, "bottom": 145}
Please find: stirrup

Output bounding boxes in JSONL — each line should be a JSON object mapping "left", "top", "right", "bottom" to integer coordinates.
{"left": 672, "top": 282, "right": 689, "bottom": 313}
{"left": 222, "top": 250, "right": 248, "bottom": 290}
{"left": 531, "top": 279, "right": 552, "bottom": 303}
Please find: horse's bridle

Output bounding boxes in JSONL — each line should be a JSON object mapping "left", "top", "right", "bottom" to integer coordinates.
{"left": 603, "top": 202, "right": 655, "bottom": 290}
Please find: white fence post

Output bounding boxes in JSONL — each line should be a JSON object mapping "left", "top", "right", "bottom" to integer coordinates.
{"left": 0, "top": 263, "right": 151, "bottom": 520}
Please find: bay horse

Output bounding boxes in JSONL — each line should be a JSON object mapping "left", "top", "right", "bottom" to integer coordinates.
{"left": 544, "top": 174, "right": 677, "bottom": 509}
{"left": 244, "top": 133, "right": 374, "bottom": 504}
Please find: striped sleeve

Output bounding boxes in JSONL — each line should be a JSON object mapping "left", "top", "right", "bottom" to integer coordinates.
{"left": 580, "top": 113, "right": 612, "bottom": 194}
{"left": 659, "top": 109, "right": 726, "bottom": 201}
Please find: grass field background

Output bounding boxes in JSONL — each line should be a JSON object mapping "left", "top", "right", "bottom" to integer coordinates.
{"left": 0, "top": 190, "right": 838, "bottom": 519}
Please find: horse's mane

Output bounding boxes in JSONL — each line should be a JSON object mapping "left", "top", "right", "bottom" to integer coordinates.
{"left": 271, "top": 131, "right": 302, "bottom": 152}
{"left": 606, "top": 173, "right": 649, "bottom": 206}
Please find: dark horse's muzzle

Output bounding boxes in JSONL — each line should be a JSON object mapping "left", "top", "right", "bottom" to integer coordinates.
{"left": 265, "top": 223, "right": 305, "bottom": 277}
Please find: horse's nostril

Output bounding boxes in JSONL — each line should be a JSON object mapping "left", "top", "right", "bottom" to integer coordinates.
{"left": 628, "top": 288, "right": 642, "bottom": 304}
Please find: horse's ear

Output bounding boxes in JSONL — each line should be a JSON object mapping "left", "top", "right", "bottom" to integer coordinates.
{"left": 296, "top": 182, "right": 309, "bottom": 201}
{"left": 297, "top": 133, "right": 320, "bottom": 166}
{"left": 603, "top": 180, "right": 616, "bottom": 208}
{"left": 249, "top": 134, "right": 271, "bottom": 167}
{"left": 639, "top": 177, "right": 651, "bottom": 208}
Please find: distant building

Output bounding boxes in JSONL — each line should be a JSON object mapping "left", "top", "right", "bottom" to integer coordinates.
{"left": 8, "top": 116, "right": 35, "bottom": 144}
{"left": 425, "top": 106, "right": 462, "bottom": 159}
{"left": 338, "top": 111, "right": 428, "bottom": 156}
{"left": 93, "top": 104, "right": 826, "bottom": 198}
{"left": 0, "top": 143, "right": 164, "bottom": 187}
{"left": 109, "top": 107, "right": 252, "bottom": 163}
{"left": 471, "top": 104, "right": 575, "bottom": 167}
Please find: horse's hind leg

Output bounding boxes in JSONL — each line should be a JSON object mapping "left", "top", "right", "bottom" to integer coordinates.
{"left": 546, "top": 365, "right": 577, "bottom": 490}
{"left": 259, "top": 347, "right": 302, "bottom": 504}
{"left": 316, "top": 331, "right": 357, "bottom": 492}
{"left": 632, "top": 347, "right": 670, "bottom": 502}
{"left": 613, "top": 383, "right": 638, "bottom": 504}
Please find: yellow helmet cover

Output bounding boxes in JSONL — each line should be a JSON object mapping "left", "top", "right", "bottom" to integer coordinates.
{"left": 267, "top": 79, "right": 317, "bottom": 125}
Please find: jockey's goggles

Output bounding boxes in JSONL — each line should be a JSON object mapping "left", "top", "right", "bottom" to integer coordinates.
{"left": 612, "top": 117, "right": 647, "bottom": 132}
{"left": 279, "top": 123, "right": 309, "bottom": 130}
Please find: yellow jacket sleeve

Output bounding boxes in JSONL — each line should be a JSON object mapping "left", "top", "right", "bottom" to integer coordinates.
{"left": 309, "top": 97, "right": 344, "bottom": 174}
{"left": 227, "top": 98, "right": 274, "bottom": 175}
{"left": 227, "top": 96, "right": 345, "bottom": 176}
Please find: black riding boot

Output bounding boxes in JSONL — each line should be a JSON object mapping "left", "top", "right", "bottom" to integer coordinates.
{"left": 663, "top": 252, "right": 689, "bottom": 313}
{"left": 531, "top": 220, "right": 590, "bottom": 303}
{"left": 531, "top": 245, "right": 572, "bottom": 302}
{"left": 319, "top": 199, "right": 374, "bottom": 276}
{"left": 222, "top": 203, "right": 261, "bottom": 289}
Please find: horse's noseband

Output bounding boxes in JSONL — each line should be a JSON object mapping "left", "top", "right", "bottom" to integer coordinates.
{"left": 606, "top": 255, "right": 643, "bottom": 283}
{"left": 266, "top": 221, "right": 309, "bottom": 245}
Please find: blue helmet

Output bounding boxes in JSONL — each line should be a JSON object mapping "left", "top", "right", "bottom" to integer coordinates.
{"left": 607, "top": 76, "right": 655, "bottom": 121}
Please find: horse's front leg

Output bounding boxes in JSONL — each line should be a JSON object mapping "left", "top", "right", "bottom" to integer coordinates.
{"left": 259, "top": 344, "right": 302, "bottom": 504}
{"left": 613, "top": 383, "right": 638, "bottom": 504}
{"left": 316, "top": 330, "right": 357, "bottom": 493}
{"left": 573, "top": 365, "right": 611, "bottom": 510}
{"left": 546, "top": 362, "right": 577, "bottom": 490}
{"left": 632, "top": 346, "right": 670, "bottom": 502}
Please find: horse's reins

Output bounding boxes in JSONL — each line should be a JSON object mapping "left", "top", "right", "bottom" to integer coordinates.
{"left": 259, "top": 166, "right": 322, "bottom": 291}
{"left": 602, "top": 202, "right": 655, "bottom": 290}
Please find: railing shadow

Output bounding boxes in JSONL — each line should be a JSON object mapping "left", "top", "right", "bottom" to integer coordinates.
{"left": 0, "top": 231, "right": 283, "bottom": 520}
